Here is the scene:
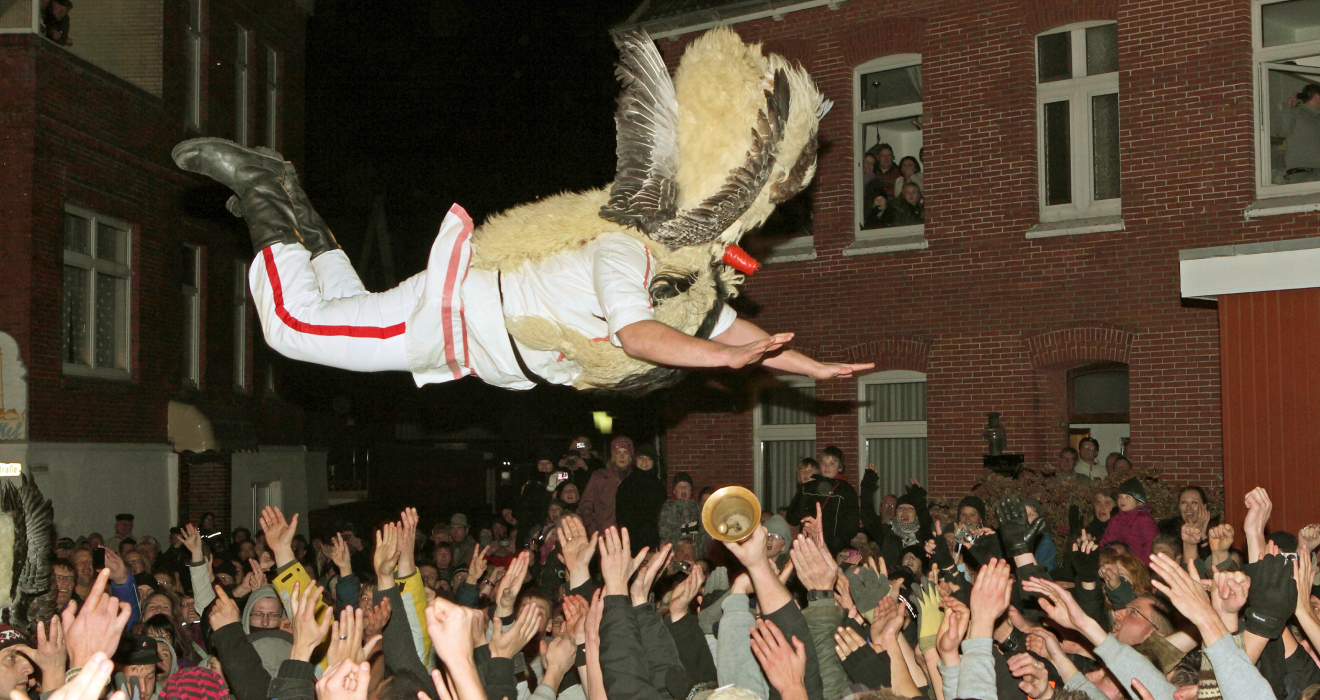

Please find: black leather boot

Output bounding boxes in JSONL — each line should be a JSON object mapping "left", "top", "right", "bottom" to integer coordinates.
{"left": 172, "top": 138, "right": 303, "bottom": 252}
{"left": 279, "top": 163, "right": 342, "bottom": 258}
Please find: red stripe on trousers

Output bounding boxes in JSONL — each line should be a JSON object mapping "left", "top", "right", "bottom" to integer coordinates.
{"left": 442, "top": 204, "right": 474, "bottom": 379}
{"left": 261, "top": 247, "right": 406, "bottom": 339}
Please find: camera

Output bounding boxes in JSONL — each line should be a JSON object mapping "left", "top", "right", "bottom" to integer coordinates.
{"left": 575, "top": 442, "right": 587, "bottom": 449}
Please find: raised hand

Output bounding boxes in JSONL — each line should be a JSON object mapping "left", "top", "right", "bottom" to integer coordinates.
{"left": 101, "top": 548, "right": 129, "bottom": 586}
{"left": 997, "top": 497, "right": 1046, "bottom": 558}
{"left": 329, "top": 533, "right": 352, "bottom": 576}
{"left": 491, "top": 602, "right": 545, "bottom": 659}
{"left": 870, "top": 596, "right": 905, "bottom": 652}
{"left": 288, "top": 582, "right": 332, "bottom": 662}
{"left": 556, "top": 515, "right": 598, "bottom": 589}
{"left": 259, "top": 505, "right": 299, "bottom": 567}
{"left": 467, "top": 543, "right": 492, "bottom": 585}
{"left": 373, "top": 523, "right": 401, "bottom": 587}
{"left": 362, "top": 597, "right": 391, "bottom": 641}
{"left": 1300, "top": 524, "right": 1320, "bottom": 554}
{"left": 833, "top": 625, "right": 870, "bottom": 661}
{"left": 834, "top": 572, "right": 855, "bottom": 611}
{"left": 41, "top": 651, "right": 116, "bottom": 700}
{"left": 315, "top": 660, "right": 371, "bottom": 700}
{"left": 1148, "top": 553, "right": 1227, "bottom": 646}
{"left": 562, "top": 594, "right": 589, "bottom": 644}
{"left": 599, "top": 527, "right": 646, "bottom": 597}
{"left": 1298, "top": 547, "right": 1317, "bottom": 619}
{"left": 630, "top": 543, "right": 672, "bottom": 606}
{"left": 1021, "top": 577, "right": 1098, "bottom": 643}
{"left": 207, "top": 584, "right": 240, "bottom": 630}
{"left": 182, "top": 524, "right": 204, "bottom": 562}
{"left": 723, "top": 524, "right": 770, "bottom": 571}
{"left": 789, "top": 532, "right": 838, "bottom": 592}
{"left": 425, "top": 596, "right": 481, "bottom": 667}
{"left": 968, "top": 558, "right": 1013, "bottom": 638}
{"left": 494, "top": 551, "right": 530, "bottom": 618}
{"left": 749, "top": 619, "right": 808, "bottom": 700}
{"left": 1025, "top": 626, "right": 1064, "bottom": 664}
{"left": 1212, "top": 570, "right": 1250, "bottom": 617}
{"left": 668, "top": 565, "right": 705, "bottom": 622}
{"left": 1208, "top": 524, "right": 1235, "bottom": 555}
{"left": 326, "top": 607, "right": 372, "bottom": 669}
{"left": 396, "top": 507, "right": 419, "bottom": 578}
{"left": 1243, "top": 488, "right": 1272, "bottom": 562}
{"left": 936, "top": 595, "right": 970, "bottom": 665}
{"left": 1008, "top": 652, "right": 1052, "bottom": 699}
{"left": 17, "top": 617, "right": 67, "bottom": 690}
{"left": 1181, "top": 524, "right": 1203, "bottom": 547}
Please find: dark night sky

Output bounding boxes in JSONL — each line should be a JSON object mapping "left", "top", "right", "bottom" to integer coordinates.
{"left": 280, "top": 0, "right": 662, "bottom": 444}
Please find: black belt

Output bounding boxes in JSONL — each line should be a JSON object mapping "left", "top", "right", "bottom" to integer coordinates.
{"left": 1286, "top": 167, "right": 1316, "bottom": 175}
{"left": 497, "top": 271, "right": 552, "bottom": 387}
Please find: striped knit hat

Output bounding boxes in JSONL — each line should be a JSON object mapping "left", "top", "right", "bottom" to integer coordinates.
{"left": 161, "top": 667, "right": 231, "bottom": 700}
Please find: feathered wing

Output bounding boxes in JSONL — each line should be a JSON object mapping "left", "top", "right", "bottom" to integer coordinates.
{"left": 599, "top": 30, "right": 681, "bottom": 233}
{"left": 600, "top": 31, "right": 791, "bottom": 250}
{"left": 8, "top": 475, "right": 54, "bottom": 634}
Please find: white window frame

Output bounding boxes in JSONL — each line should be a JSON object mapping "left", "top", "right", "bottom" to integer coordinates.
{"left": 1035, "top": 21, "right": 1122, "bottom": 223}
{"left": 751, "top": 377, "right": 816, "bottom": 506}
{"left": 62, "top": 205, "right": 132, "bottom": 381}
{"left": 857, "top": 370, "right": 928, "bottom": 496}
{"left": 233, "top": 260, "right": 248, "bottom": 392}
{"left": 184, "top": 0, "right": 203, "bottom": 131}
{"left": 853, "top": 54, "right": 924, "bottom": 244}
{"left": 235, "top": 24, "right": 251, "bottom": 146}
{"left": 265, "top": 45, "right": 280, "bottom": 149}
{"left": 182, "top": 244, "right": 201, "bottom": 388}
{"left": 1253, "top": 0, "right": 1320, "bottom": 199}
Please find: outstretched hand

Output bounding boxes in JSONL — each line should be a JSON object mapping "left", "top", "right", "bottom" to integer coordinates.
{"left": 807, "top": 361, "right": 876, "bottom": 380}
{"left": 725, "top": 333, "right": 795, "bottom": 369}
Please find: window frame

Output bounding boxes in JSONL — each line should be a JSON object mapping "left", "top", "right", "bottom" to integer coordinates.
{"left": 62, "top": 205, "right": 133, "bottom": 381}
{"left": 181, "top": 244, "right": 201, "bottom": 388}
{"left": 265, "top": 45, "right": 280, "bottom": 149}
{"left": 856, "top": 370, "right": 928, "bottom": 457}
{"left": 235, "top": 23, "right": 251, "bottom": 146}
{"left": 853, "top": 53, "right": 924, "bottom": 243}
{"left": 1035, "top": 21, "right": 1122, "bottom": 223}
{"left": 1252, "top": 0, "right": 1320, "bottom": 199}
{"left": 751, "top": 376, "right": 816, "bottom": 508}
{"left": 184, "top": 0, "right": 203, "bottom": 132}
{"left": 233, "top": 260, "right": 249, "bottom": 392}
{"left": 1067, "top": 361, "right": 1130, "bottom": 424}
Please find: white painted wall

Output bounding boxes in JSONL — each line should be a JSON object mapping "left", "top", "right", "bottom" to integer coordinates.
{"left": 232, "top": 447, "right": 317, "bottom": 537}
{"left": 1070, "top": 423, "right": 1130, "bottom": 460}
{"left": 2, "top": 443, "right": 178, "bottom": 542}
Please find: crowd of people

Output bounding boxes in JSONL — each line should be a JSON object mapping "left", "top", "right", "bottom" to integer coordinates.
{"left": 861, "top": 144, "right": 924, "bottom": 230}
{"left": 4, "top": 432, "right": 1314, "bottom": 700}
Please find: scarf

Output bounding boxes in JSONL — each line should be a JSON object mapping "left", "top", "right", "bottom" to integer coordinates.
{"left": 891, "top": 519, "right": 921, "bottom": 548}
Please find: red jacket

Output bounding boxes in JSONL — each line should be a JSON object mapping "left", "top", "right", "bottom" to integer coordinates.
{"left": 1099, "top": 504, "right": 1159, "bottom": 564}
{"left": 578, "top": 464, "right": 625, "bottom": 534}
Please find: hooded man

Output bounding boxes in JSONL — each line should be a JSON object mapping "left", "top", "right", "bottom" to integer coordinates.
{"left": 115, "top": 633, "right": 163, "bottom": 700}
{"left": 578, "top": 436, "right": 635, "bottom": 534}
{"left": 659, "top": 472, "right": 704, "bottom": 554}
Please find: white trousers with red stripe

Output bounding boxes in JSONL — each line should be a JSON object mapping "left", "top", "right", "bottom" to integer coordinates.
{"left": 248, "top": 205, "right": 475, "bottom": 379}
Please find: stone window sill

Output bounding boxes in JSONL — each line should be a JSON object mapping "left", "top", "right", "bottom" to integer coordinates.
{"left": 1244, "top": 191, "right": 1320, "bottom": 220}
{"left": 844, "top": 225, "right": 928, "bottom": 256}
{"left": 1025, "top": 215, "right": 1125, "bottom": 239}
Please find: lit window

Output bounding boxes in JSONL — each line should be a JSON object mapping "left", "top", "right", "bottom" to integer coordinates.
{"left": 233, "top": 261, "right": 248, "bottom": 392}
{"left": 181, "top": 244, "right": 201, "bottom": 388}
{"left": 857, "top": 371, "right": 927, "bottom": 507}
{"left": 62, "top": 207, "right": 132, "bottom": 380}
{"left": 265, "top": 46, "right": 280, "bottom": 149}
{"left": 185, "top": 0, "right": 203, "bottom": 131}
{"left": 236, "top": 24, "right": 251, "bottom": 146}
{"left": 853, "top": 55, "right": 924, "bottom": 241}
{"left": 753, "top": 379, "right": 816, "bottom": 514}
{"left": 1035, "top": 23, "right": 1120, "bottom": 222}
{"left": 1255, "top": 0, "right": 1320, "bottom": 195}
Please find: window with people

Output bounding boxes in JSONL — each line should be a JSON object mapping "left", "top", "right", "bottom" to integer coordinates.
{"left": 855, "top": 56, "right": 925, "bottom": 234}
{"left": 1257, "top": 0, "right": 1320, "bottom": 192}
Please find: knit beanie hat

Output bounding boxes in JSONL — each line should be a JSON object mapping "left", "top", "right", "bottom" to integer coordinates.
{"left": 957, "top": 496, "right": 986, "bottom": 522}
{"left": 162, "top": 667, "right": 232, "bottom": 700}
{"left": 1119, "top": 477, "right": 1147, "bottom": 503}
{"left": 0, "top": 625, "right": 25, "bottom": 652}
{"left": 609, "top": 436, "right": 634, "bottom": 455}
{"left": 672, "top": 472, "right": 694, "bottom": 489}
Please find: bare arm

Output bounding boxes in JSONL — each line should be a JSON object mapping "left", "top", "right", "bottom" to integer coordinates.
{"left": 712, "top": 318, "right": 873, "bottom": 379}
{"left": 615, "top": 320, "right": 792, "bottom": 369}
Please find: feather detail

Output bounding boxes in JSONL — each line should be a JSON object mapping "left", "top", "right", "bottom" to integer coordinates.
{"left": 5, "top": 475, "right": 53, "bottom": 634}
{"left": 600, "top": 30, "right": 680, "bottom": 233}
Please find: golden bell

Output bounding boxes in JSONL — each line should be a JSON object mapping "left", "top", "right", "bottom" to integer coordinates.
{"left": 701, "top": 486, "right": 761, "bottom": 543}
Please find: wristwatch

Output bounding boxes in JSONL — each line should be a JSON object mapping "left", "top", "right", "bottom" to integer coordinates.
{"left": 806, "top": 589, "right": 833, "bottom": 602}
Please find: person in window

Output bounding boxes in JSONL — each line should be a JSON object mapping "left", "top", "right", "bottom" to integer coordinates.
{"left": 862, "top": 153, "right": 877, "bottom": 185}
{"left": 1279, "top": 84, "right": 1320, "bottom": 183}
{"left": 1074, "top": 437, "right": 1107, "bottom": 480}
{"left": 862, "top": 189, "right": 893, "bottom": 230}
{"left": 41, "top": 0, "right": 72, "bottom": 46}
{"left": 889, "top": 182, "right": 925, "bottom": 226}
{"left": 893, "top": 155, "right": 923, "bottom": 196}
{"left": 867, "top": 143, "right": 902, "bottom": 196}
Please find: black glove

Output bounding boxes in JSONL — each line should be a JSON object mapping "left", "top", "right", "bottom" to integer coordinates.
{"left": 1068, "top": 505, "right": 1082, "bottom": 535}
{"left": 1073, "top": 545, "right": 1100, "bottom": 582}
{"left": 997, "top": 497, "right": 1048, "bottom": 558}
{"left": 1242, "top": 554, "right": 1298, "bottom": 639}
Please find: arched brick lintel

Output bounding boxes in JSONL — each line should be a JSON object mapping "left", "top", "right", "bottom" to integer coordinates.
{"left": 1023, "top": 324, "right": 1135, "bottom": 369}
{"left": 1023, "top": 0, "right": 1117, "bottom": 37}
{"left": 839, "top": 18, "right": 926, "bottom": 68}
{"left": 841, "top": 335, "right": 932, "bottom": 372}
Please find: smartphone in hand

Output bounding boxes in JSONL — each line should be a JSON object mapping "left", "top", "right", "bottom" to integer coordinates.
{"left": 92, "top": 547, "right": 105, "bottom": 570}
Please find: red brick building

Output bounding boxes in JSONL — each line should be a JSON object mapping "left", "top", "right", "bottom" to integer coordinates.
{"left": 621, "top": 0, "right": 1320, "bottom": 521}
{"left": 0, "top": 0, "right": 326, "bottom": 540}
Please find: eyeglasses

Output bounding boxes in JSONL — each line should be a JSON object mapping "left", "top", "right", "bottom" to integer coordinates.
{"left": 765, "top": 533, "right": 785, "bottom": 550}
{"left": 250, "top": 611, "right": 283, "bottom": 623}
{"left": 1120, "top": 604, "right": 1156, "bottom": 629}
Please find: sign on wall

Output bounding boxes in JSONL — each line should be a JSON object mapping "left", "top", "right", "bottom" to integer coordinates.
{"left": 0, "top": 333, "right": 26, "bottom": 442}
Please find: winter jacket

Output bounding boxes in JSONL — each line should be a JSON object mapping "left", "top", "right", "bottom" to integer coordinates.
{"left": 803, "top": 598, "right": 850, "bottom": 700}
{"left": 578, "top": 464, "right": 626, "bottom": 534}
{"left": 1099, "top": 505, "right": 1159, "bottom": 564}
{"left": 658, "top": 499, "right": 703, "bottom": 548}
{"left": 372, "top": 584, "right": 436, "bottom": 699}
{"left": 615, "top": 468, "right": 668, "bottom": 553}
{"left": 787, "top": 475, "right": 861, "bottom": 555}
{"left": 598, "top": 595, "right": 663, "bottom": 700}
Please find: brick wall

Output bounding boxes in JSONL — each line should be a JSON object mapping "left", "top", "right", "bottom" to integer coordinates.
{"left": 0, "top": 0, "right": 307, "bottom": 447}
{"left": 654, "top": 0, "right": 1316, "bottom": 500}
{"left": 179, "top": 452, "right": 232, "bottom": 530}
